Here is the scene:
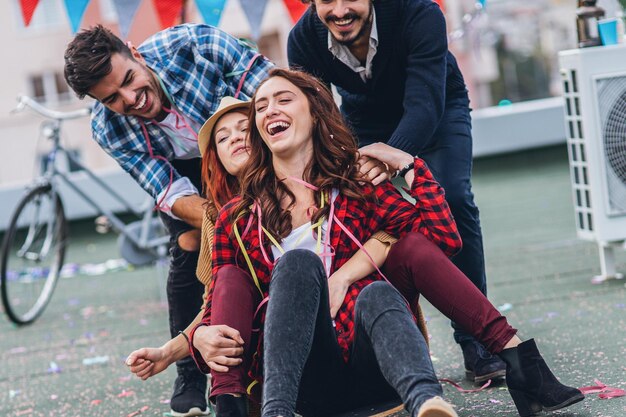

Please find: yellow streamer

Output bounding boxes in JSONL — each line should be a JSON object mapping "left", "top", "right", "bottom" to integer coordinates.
{"left": 233, "top": 223, "right": 263, "bottom": 296}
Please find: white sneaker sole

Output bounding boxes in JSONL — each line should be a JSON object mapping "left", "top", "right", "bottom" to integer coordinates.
{"left": 169, "top": 407, "right": 211, "bottom": 417}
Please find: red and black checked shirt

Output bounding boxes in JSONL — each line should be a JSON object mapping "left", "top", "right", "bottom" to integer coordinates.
{"left": 189, "top": 157, "right": 461, "bottom": 383}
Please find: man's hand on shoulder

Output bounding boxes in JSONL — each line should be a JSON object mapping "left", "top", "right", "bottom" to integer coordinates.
{"left": 359, "top": 143, "right": 414, "bottom": 171}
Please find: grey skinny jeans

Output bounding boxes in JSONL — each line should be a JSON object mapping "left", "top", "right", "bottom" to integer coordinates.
{"left": 262, "top": 249, "right": 442, "bottom": 417}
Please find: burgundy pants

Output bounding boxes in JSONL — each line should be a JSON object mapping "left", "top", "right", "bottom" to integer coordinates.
{"left": 208, "top": 232, "right": 517, "bottom": 397}
{"left": 382, "top": 232, "right": 517, "bottom": 353}
{"left": 209, "top": 265, "right": 261, "bottom": 398}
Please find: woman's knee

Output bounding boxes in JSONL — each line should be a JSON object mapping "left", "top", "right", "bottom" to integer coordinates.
{"left": 272, "top": 250, "right": 326, "bottom": 288}
{"left": 356, "top": 282, "right": 404, "bottom": 316}
{"left": 213, "top": 265, "right": 257, "bottom": 299}
{"left": 390, "top": 232, "right": 442, "bottom": 264}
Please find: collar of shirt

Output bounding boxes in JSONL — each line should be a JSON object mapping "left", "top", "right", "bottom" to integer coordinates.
{"left": 327, "top": 8, "right": 378, "bottom": 82}
{"left": 150, "top": 108, "right": 202, "bottom": 160}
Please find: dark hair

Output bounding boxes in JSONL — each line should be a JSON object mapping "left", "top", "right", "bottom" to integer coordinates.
{"left": 299, "top": 0, "right": 374, "bottom": 9}
{"left": 64, "top": 24, "right": 132, "bottom": 99}
{"left": 234, "top": 68, "right": 368, "bottom": 240}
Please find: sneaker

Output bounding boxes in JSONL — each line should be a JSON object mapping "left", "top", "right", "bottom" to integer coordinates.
{"left": 461, "top": 340, "right": 506, "bottom": 384}
{"left": 170, "top": 369, "right": 209, "bottom": 417}
{"left": 417, "top": 396, "right": 458, "bottom": 417}
{"left": 215, "top": 394, "right": 248, "bottom": 417}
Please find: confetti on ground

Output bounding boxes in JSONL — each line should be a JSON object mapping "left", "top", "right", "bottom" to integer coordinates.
{"left": 579, "top": 379, "right": 626, "bottom": 399}
{"left": 47, "top": 361, "right": 62, "bottom": 373}
{"left": 16, "top": 408, "right": 34, "bottom": 416}
{"left": 126, "top": 405, "right": 150, "bottom": 416}
{"left": 8, "top": 346, "right": 27, "bottom": 354}
{"left": 497, "top": 303, "right": 513, "bottom": 312}
{"left": 9, "top": 389, "right": 21, "bottom": 399}
{"left": 91, "top": 399, "right": 102, "bottom": 406}
{"left": 118, "top": 389, "right": 135, "bottom": 398}
{"left": 82, "top": 355, "right": 110, "bottom": 366}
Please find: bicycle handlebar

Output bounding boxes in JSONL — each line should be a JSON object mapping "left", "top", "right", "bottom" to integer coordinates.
{"left": 14, "top": 95, "right": 91, "bottom": 121}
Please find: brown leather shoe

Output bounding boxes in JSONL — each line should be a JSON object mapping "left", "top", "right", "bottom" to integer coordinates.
{"left": 417, "top": 397, "right": 458, "bottom": 417}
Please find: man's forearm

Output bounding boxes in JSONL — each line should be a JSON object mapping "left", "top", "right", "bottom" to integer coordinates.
{"left": 171, "top": 195, "right": 207, "bottom": 229}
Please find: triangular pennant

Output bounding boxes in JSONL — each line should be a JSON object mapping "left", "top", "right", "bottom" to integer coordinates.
{"left": 152, "top": 0, "right": 184, "bottom": 29}
{"left": 282, "top": 0, "right": 307, "bottom": 24}
{"left": 19, "top": 0, "right": 40, "bottom": 26}
{"left": 240, "top": 0, "right": 269, "bottom": 40}
{"left": 433, "top": 0, "right": 445, "bottom": 12}
{"left": 195, "top": 0, "right": 227, "bottom": 27}
{"left": 111, "top": 0, "right": 142, "bottom": 39}
{"left": 63, "top": 0, "right": 91, "bottom": 33}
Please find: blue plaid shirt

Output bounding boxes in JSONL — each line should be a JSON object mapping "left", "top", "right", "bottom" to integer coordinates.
{"left": 90, "top": 24, "right": 273, "bottom": 199}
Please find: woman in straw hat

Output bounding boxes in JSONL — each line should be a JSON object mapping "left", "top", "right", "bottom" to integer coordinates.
{"left": 125, "top": 96, "right": 400, "bottom": 417}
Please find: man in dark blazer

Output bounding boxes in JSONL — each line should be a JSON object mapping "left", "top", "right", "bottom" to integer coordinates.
{"left": 288, "top": 0, "right": 506, "bottom": 383}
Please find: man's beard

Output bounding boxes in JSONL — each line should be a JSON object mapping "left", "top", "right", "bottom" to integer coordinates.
{"left": 329, "top": 3, "right": 373, "bottom": 47}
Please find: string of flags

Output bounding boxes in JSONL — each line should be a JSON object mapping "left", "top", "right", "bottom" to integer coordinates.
{"left": 18, "top": 0, "right": 310, "bottom": 39}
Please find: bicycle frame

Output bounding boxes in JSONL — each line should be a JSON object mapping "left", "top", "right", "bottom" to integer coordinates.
{"left": 16, "top": 184, "right": 55, "bottom": 261}
{"left": 16, "top": 96, "right": 169, "bottom": 257}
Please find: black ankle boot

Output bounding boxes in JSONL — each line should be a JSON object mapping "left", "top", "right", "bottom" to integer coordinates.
{"left": 215, "top": 394, "right": 248, "bottom": 417}
{"left": 499, "top": 339, "right": 584, "bottom": 417}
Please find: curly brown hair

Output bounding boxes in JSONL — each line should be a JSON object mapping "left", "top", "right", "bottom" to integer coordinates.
{"left": 234, "top": 68, "right": 370, "bottom": 240}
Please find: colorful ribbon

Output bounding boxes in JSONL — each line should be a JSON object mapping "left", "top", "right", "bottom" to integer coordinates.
{"left": 579, "top": 379, "right": 625, "bottom": 399}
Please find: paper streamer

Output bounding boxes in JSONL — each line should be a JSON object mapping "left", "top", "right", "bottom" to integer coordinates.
{"left": 63, "top": 0, "right": 90, "bottom": 33}
{"left": 439, "top": 378, "right": 492, "bottom": 393}
{"left": 579, "top": 379, "right": 625, "bottom": 399}
{"left": 195, "top": 0, "right": 227, "bottom": 27}
{"left": 152, "top": 0, "right": 184, "bottom": 29}
{"left": 19, "top": 0, "right": 40, "bottom": 26}
{"left": 240, "top": 0, "right": 269, "bottom": 40}
{"left": 111, "top": 0, "right": 142, "bottom": 39}
{"left": 283, "top": 0, "right": 308, "bottom": 23}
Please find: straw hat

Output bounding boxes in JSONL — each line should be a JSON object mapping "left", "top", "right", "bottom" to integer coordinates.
{"left": 198, "top": 96, "right": 250, "bottom": 157}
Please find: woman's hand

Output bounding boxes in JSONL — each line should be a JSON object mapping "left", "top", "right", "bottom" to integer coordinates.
{"left": 126, "top": 346, "right": 172, "bottom": 380}
{"left": 359, "top": 143, "right": 414, "bottom": 173}
{"left": 327, "top": 272, "right": 351, "bottom": 319}
{"left": 193, "top": 325, "right": 245, "bottom": 373}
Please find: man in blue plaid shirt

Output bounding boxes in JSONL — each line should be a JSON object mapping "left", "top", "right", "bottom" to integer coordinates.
{"left": 64, "top": 24, "right": 272, "bottom": 416}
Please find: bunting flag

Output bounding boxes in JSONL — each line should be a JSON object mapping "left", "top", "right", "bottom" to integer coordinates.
{"left": 63, "top": 0, "right": 90, "bottom": 33}
{"left": 111, "top": 0, "right": 142, "bottom": 39}
{"left": 195, "top": 0, "right": 227, "bottom": 27}
{"left": 240, "top": 0, "right": 269, "bottom": 40}
{"left": 433, "top": 0, "right": 445, "bottom": 12}
{"left": 19, "top": 0, "right": 40, "bottom": 26}
{"left": 283, "top": 0, "right": 308, "bottom": 23}
{"left": 152, "top": 0, "right": 184, "bottom": 29}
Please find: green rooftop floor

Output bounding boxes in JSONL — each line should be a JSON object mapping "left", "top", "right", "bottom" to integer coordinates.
{"left": 1, "top": 145, "right": 625, "bottom": 417}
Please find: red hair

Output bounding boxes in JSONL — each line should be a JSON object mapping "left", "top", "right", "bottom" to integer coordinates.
{"left": 200, "top": 109, "right": 247, "bottom": 212}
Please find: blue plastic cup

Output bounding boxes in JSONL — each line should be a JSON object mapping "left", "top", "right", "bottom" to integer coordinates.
{"left": 598, "top": 18, "right": 619, "bottom": 46}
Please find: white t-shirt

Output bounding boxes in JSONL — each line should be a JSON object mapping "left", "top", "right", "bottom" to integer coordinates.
{"left": 153, "top": 110, "right": 202, "bottom": 219}
{"left": 270, "top": 190, "right": 338, "bottom": 276}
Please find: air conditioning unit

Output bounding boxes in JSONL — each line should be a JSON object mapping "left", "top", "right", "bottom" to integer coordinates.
{"left": 558, "top": 45, "right": 626, "bottom": 282}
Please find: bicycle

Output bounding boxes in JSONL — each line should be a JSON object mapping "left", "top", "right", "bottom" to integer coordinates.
{"left": 1, "top": 96, "right": 170, "bottom": 326}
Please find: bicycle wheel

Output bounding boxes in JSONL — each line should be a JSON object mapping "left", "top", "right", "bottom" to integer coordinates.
{"left": 1, "top": 185, "right": 67, "bottom": 325}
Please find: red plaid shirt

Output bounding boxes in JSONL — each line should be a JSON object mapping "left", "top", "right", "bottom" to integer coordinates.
{"left": 189, "top": 158, "right": 460, "bottom": 383}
